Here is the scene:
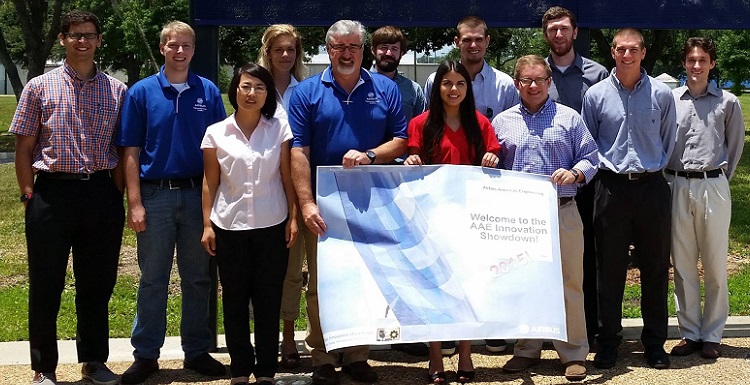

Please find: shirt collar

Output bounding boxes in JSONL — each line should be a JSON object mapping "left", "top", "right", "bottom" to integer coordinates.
{"left": 677, "top": 82, "right": 721, "bottom": 99}
{"left": 62, "top": 59, "right": 102, "bottom": 82}
{"left": 546, "top": 52, "right": 583, "bottom": 73}
{"left": 321, "top": 66, "right": 371, "bottom": 84}
{"left": 610, "top": 67, "right": 648, "bottom": 90}
{"left": 156, "top": 65, "right": 198, "bottom": 89}
{"left": 519, "top": 97, "right": 554, "bottom": 116}
{"left": 475, "top": 61, "right": 492, "bottom": 81}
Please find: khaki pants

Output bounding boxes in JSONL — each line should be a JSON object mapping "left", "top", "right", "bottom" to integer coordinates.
{"left": 280, "top": 216, "right": 307, "bottom": 321}
{"left": 513, "top": 200, "right": 590, "bottom": 363}
{"left": 302, "top": 225, "right": 369, "bottom": 366}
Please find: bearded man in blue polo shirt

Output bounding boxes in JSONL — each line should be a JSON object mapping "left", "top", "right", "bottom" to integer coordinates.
{"left": 116, "top": 21, "right": 226, "bottom": 384}
{"left": 287, "top": 20, "right": 407, "bottom": 385}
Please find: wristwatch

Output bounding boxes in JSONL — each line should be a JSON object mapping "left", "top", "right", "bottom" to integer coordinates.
{"left": 365, "top": 150, "right": 376, "bottom": 164}
{"left": 20, "top": 192, "right": 33, "bottom": 202}
{"left": 569, "top": 168, "right": 580, "bottom": 182}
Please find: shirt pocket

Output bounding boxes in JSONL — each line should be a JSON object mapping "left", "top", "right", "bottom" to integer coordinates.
{"left": 634, "top": 108, "right": 662, "bottom": 144}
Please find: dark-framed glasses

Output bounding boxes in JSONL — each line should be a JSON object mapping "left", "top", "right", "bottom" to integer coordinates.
{"left": 517, "top": 77, "right": 550, "bottom": 86}
{"left": 66, "top": 32, "right": 99, "bottom": 41}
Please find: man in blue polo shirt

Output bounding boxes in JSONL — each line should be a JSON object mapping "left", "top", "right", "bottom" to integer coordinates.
{"left": 288, "top": 20, "right": 407, "bottom": 385}
{"left": 116, "top": 21, "right": 226, "bottom": 384}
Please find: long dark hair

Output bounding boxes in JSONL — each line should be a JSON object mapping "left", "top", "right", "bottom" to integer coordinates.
{"left": 423, "top": 60, "right": 485, "bottom": 165}
{"left": 228, "top": 62, "right": 278, "bottom": 118}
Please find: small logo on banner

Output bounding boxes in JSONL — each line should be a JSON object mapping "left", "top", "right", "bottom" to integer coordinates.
{"left": 376, "top": 327, "right": 400, "bottom": 341}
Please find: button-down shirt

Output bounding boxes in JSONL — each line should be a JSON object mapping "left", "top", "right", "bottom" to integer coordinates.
{"left": 425, "top": 61, "right": 519, "bottom": 120}
{"left": 547, "top": 53, "right": 609, "bottom": 113}
{"left": 9, "top": 60, "right": 127, "bottom": 173}
{"left": 668, "top": 83, "right": 745, "bottom": 179}
{"left": 201, "top": 114, "right": 292, "bottom": 230}
{"left": 581, "top": 68, "right": 677, "bottom": 173}
{"left": 492, "top": 98, "right": 599, "bottom": 198}
{"left": 392, "top": 73, "right": 427, "bottom": 121}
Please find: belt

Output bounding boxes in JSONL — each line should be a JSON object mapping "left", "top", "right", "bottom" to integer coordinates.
{"left": 36, "top": 170, "right": 111, "bottom": 180}
{"left": 601, "top": 169, "right": 659, "bottom": 181}
{"left": 665, "top": 169, "right": 723, "bottom": 179}
{"left": 141, "top": 177, "right": 202, "bottom": 189}
{"left": 558, "top": 197, "right": 574, "bottom": 205}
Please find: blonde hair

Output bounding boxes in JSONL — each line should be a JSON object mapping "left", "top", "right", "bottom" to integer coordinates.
{"left": 514, "top": 55, "right": 552, "bottom": 79}
{"left": 258, "top": 24, "right": 308, "bottom": 81}
{"left": 160, "top": 21, "right": 195, "bottom": 44}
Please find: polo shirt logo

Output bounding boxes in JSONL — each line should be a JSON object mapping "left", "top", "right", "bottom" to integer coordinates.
{"left": 366, "top": 92, "right": 379, "bottom": 105}
{"left": 193, "top": 98, "right": 207, "bottom": 112}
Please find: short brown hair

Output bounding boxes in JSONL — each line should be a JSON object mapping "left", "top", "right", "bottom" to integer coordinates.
{"left": 542, "top": 6, "right": 577, "bottom": 32}
{"left": 681, "top": 37, "right": 716, "bottom": 63}
{"left": 372, "top": 26, "right": 407, "bottom": 52}
{"left": 611, "top": 28, "right": 644, "bottom": 48}
{"left": 456, "top": 16, "right": 488, "bottom": 37}
{"left": 514, "top": 55, "right": 552, "bottom": 79}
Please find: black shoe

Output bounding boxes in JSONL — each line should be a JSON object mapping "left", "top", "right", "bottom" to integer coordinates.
{"left": 645, "top": 345, "right": 670, "bottom": 369}
{"left": 392, "top": 342, "right": 429, "bottom": 356}
{"left": 484, "top": 339, "right": 507, "bottom": 353}
{"left": 183, "top": 352, "right": 226, "bottom": 376}
{"left": 440, "top": 341, "right": 456, "bottom": 356}
{"left": 593, "top": 345, "right": 618, "bottom": 369}
{"left": 121, "top": 358, "right": 158, "bottom": 384}
{"left": 312, "top": 364, "right": 340, "bottom": 385}
{"left": 342, "top": 361, "right": 378, "bottom": 383}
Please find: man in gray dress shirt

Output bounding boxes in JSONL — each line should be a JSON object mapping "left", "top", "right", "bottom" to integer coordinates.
{"left": 666, "top": 37, "right": 745, "bottom": 360}
{"left": 542, "top": 6, "right": 609, "bottom": 345}
{"left": 581, "top": 28, "right": 676, "bottom": 370}
{"left": 424, "top": 16, "right": 519, "bottom": 122}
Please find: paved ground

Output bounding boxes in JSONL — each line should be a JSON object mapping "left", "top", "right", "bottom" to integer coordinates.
{"left": 3, "top": 318, "right": 750, "bottom": 384}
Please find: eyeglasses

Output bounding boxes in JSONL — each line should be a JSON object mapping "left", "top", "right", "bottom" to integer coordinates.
{"left": 517, "top": 77, "right": 550, "bottom": 86}
{"left": 329, "top": 44, "right": 363, "bottom": 53}
{"left": 238, "top": 84, "right": 267, "bottom": 94}
{"left": 66, "top": 32, "right": 99, "bottom": 41}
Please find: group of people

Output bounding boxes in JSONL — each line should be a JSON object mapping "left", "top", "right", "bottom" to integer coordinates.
{"left": 9, "top": 6, "right": 743, "bottom": 385}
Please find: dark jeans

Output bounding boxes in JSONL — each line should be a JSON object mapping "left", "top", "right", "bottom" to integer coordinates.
{"left": 594, "top": 171, "right": 670, "bottom": 348}
{"left": 26, "top": 172, "right": 124, "bottom": 372}
{"left": 575, "top": 180, "right": 599, "bottom": 339}
{"left": 214, "top": 221, "right": 288, "bottom": 378}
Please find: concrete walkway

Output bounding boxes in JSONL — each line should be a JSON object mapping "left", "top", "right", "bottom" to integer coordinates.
{"left": 3, "top": 316, "right": 750, "bottom": 366}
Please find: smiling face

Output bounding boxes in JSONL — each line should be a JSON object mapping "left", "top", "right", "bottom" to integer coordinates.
{"left": 59, "top": 22, "right": 101, "bottom": 63}
{"left": 455, "top": 25, "right": 489, "bottom": 66}
{"left": 439, "top": 70, "right": 468, "bottom": 109}
{"left": 515, "top": 63, "right": 551, "bottom": 113}
{"left": 683, "top": 46, "right": 715, "bottom": 86}
{"left": 544, "top": 16, "right": 577, "bottom": 57}
{"left": 235, "top": 73, "right": 268, "bottom": 114}
{"left": 269, "top": 34, "right": 297, "bottom": 74}
{"left": 160, "top": 31, "right": 195, "bottom": 73}
{"left": 327, "top": 33, "right": 364, "bottom": 77}
{"left": 611, "top": 34, "right": 646, "bottom": 73}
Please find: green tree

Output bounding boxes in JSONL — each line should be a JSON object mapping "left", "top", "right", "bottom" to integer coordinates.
{"left": 717, "top": 30, "right": 750, "bottom": 94}
{"left": 0, "top": 0, "right": 66, "bottom": 100}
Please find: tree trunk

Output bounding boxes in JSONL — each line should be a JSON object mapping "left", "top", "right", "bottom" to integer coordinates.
{"left": 124, "top": 59, "right": 143, "bottom": 87}
{"left": 0, "top": 28, "right": 24, "bottom": 100}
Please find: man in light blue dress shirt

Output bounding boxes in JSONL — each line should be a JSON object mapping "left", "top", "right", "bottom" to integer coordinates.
{"left": 581, "top": 28, "right": 676, "bottom": 371}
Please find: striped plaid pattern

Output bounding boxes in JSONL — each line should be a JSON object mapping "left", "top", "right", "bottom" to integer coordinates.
{"left": 9, "top": 60, "right": 127, "bottom": 173}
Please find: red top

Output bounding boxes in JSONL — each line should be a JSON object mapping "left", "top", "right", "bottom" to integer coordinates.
{"left": 407, "top": 110, "right": 501, "bottom": 165}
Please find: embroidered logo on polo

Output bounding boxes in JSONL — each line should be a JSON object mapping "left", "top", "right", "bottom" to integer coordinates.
{"left": 193, "top": 97, "right": 207, "bottom": 112}
{"left": 365, "top": 92, "right": 380, "bottom": 105}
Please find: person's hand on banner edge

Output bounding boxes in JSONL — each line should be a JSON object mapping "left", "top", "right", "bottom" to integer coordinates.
{"left": 302, "top": 202, "right": 327, "bottom": 236}
{"left": 551, "top": 168, "right": 579, "bottom": 185}
{"left": 481, "top": 152, "right": 500, "bottom": 167}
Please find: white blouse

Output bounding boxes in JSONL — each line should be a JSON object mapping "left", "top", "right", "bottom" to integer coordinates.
{"left": 201, "top": 114, "right": 293, "bottom": 230}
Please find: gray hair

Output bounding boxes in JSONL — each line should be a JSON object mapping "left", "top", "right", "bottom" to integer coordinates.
{"left": 326, "top": 20, "right": 367, "bottom": 44}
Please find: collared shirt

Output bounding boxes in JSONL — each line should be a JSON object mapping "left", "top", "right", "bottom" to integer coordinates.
{"left": 668, "top": 83, "right": 745, "bottom": 179}
{"left": 117, "top": 65, "right": 227, "bottom": 179}
{"left": 547, "top": 53, "right": 609, "bottom": 113}
{"left": 273, "top": 75, "right": 300, "bottom": 120}
{"left": 581, "top": 68, "right": 677, "bottom": 173}
{"left": 392, "top": 73, "right": 427, "bottom": 121}
{"left": 10, "top": 60, "right": 127, "bottom": 173}
{"left": 288, "top": 67, "right": 407, "bottom": 171}
{"left": 201, "top": 114, "right": 292, "bottom": 230}
{"left": 424, "top": 61, "right": 519, "bottom": 120}
{"left": 492, "top": 98, "right": 599, "bottom": 198}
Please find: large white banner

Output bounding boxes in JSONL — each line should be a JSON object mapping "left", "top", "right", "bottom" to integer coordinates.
{"left": 316, "top": 165, "right": 566, "bottom": 351}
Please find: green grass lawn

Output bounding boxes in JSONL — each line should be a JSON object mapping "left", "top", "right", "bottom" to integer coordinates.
{"left": 0, "top": 94, "right": 749, "bottom": 340}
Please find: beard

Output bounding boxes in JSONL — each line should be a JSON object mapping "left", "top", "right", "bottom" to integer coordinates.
{"left": 376, "top": 56, "right": 399, "bottom": 73}
{"left": 549, "top": 40, "right": 574, "bottom": 57}
{"left": 336, "top": 61, "right": 358, "bottom": 76}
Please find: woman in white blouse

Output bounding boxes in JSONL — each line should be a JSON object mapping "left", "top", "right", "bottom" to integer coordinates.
{"left": 257, "top": 23, "right": 309, "bottom": 368}
{"left": 200, "top": 63, "right": 298, "bottom": 385}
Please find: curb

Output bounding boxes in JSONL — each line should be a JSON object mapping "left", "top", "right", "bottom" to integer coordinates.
{"left": 2, "top": 317, "right": 750, "bottom": 366}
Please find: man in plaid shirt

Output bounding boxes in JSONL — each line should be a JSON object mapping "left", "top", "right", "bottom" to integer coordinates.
{"left": 10, "top": 10, "right": 127, "bottom": 385}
